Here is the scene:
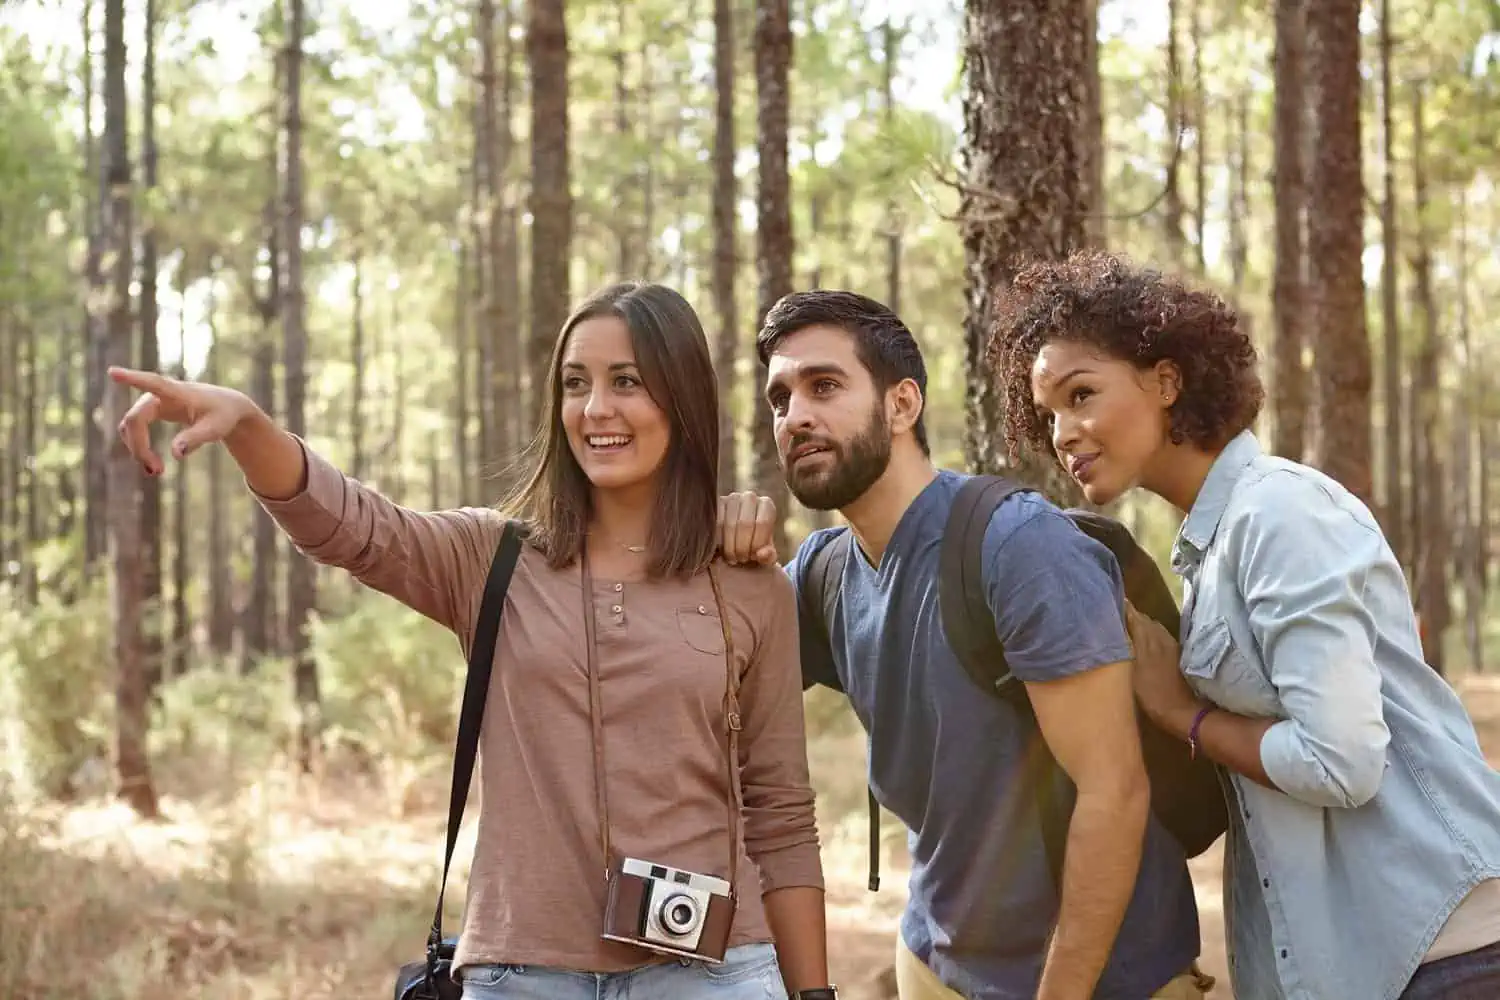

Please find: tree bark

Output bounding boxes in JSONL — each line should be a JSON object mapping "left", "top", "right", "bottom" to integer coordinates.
{"left": 959, "top": 0, "right": 1093, "bottom": 505}
{"left": 1271, "top": 0, "right": 1308, "bottom": 463}
{"left": 350, "top": 253, "right": 366, "bottom": 480}
{"left": 204, "top": 275, "right": 235, "bottom": 657}
{"left": 171, "top": 269, "right": 190, "bottom": 681}
{"left": 527, "top": 0, "right": 571, "bottom": 383}
{"left": 753, "top": 0, "right": 792, "bottom": 552}
{"left": 1378, "top": 0, "right": 1405, "bottom": 564}
{"left": 713, "top": 0, "right": 739, "bottom": 494}
{"left": 1408, "top": 84, "right": 1447, "bottom": 675}
{"left": 140, "top": 0, "right": 163, "bottom": 697}
{"left": 84, "top": 0, "right": 110, "bottom": 572}
{"left": 281, "top": 0, "right": 320, "bottom": 770}
{"left": 1305, "top": 0, "right": 1372, "bottom": 505}
{"left": 102, "top": 0, "right": 159, "bottom": 818}
{"left": 884, "top": 19, "right": 904, "bottom": 308}
{"left": 1163, "top": 0, "right": 1185, "bottom": 265}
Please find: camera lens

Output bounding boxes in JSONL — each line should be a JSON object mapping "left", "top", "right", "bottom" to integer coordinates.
{"left": 660, "top": 893, "right": 700, "bottom": 935}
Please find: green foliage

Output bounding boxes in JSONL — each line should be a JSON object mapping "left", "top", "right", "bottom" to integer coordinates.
{"left": 307, "top": 589, "right": 465, "bottom": 812}
{"left": 148, "top": 657, "right": 296, "bottom": 788}
{"left": 0, "top": 580, "right": 113, "bottom": 800}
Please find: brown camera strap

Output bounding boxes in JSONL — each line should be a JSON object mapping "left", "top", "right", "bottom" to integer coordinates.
{"left": 579, "top": 552, "right": 743, "bottom": 901}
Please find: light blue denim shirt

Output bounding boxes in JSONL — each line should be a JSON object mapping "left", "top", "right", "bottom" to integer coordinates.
{"left": 1170, "top": 430, "right": 1500, "bottom": 1000}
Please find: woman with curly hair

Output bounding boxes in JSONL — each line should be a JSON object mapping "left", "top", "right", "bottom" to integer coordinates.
{"left": 988, "top": 250, "right": 1500, "bottom": 1000}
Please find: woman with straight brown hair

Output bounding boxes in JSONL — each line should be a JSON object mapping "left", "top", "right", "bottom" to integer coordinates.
{"left": 110, "top": 280, "right": 836, "bottom": 1000}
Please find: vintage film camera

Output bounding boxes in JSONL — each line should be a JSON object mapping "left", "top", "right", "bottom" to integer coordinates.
{"left": 601, "top": 857, "right": 735, "bottom": 962}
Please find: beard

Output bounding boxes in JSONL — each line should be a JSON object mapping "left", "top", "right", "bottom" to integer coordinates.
{"left": 783, "top": 405, "right": 893, "bottom": 511}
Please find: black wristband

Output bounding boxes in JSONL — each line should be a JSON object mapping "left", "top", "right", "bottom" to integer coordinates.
{"left": 792, "top": 990, "right": 838, "bottom": 1000}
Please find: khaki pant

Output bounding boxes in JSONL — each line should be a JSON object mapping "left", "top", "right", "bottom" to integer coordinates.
{"left": 894, "top": 936, "right": 1214, "bottom": 999}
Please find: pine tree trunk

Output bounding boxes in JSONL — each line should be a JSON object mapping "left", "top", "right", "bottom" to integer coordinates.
{"left": 959, "top": 0, "right": 1092, "bottom": 505}
{"left": 1271, "top": 0, "right": 1308, "bottom": 463}
{"left": 1305, "top": 0, "right": 1373, "bottom": 505}
{"left": 527, "top": 0, "right": 571, "bottom": 382}
{"left": 243, "top": 145, "right": 280, "bottom": 672}
{"left": 102, "top": 0, "right": 159, "bottom": 818}
{"left": 139, "top": 0, "right": 163, "bottom": 697}
{"left": 883, "top": 19, "right": 903, "bottom": 309}
{"left": 1409, "top": 85, "right": 1447, "bottom": 675}
{"left": 204, "top": 279, "right": 235, "bottom": 657}
{"left": 84, "top": 0, "right": 110, "bottom": 572}
{"left": 713, "top": 0, "right": 739, "bottom": 494}
{"left": 280, "top": 0, "right": 319, "bottom": 769}
{"left": 1378, "top": 0, "right": 1405, "bottom": 565}
{"left": 497, "top": 0, "right": 522, "bottom": 476}
{"left": 753, "top": 0, "right": 792, "bottom": 553}
{"left": 350, "top": 253, "right": 366, "bottom": 480}
{"left": 1163, "top": 0, "right": 1185, "bottom": 265}
{"left": 170, "top": 271, "right": 190, "bottom": 681}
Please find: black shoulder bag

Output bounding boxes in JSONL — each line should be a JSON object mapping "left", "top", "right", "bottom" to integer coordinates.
{"left": 392, "top": 521, "right": 523, "bottom": 1000}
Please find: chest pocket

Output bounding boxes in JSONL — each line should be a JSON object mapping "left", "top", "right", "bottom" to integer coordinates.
{"left": 677, "top": 602, "right": 728, "bottom": 656}
{"left": 1181, "top": 617, "right": 1281, "bottom": 719}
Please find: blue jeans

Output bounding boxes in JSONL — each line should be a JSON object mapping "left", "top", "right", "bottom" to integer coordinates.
{"left": 1400, "top": 940, "right": 1500, "bottom": 999}
{"left": 458, "top": 942, "right": 788, "bottom": 1000}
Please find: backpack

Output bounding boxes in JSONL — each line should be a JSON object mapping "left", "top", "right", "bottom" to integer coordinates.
{"left": 797, "top": 474, "right": 1228, "bottom": 893}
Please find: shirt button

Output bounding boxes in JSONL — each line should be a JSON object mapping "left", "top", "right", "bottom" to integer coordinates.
{"left": 611, "top": 605, "right": 623, "bottom": 614}
{"left": 1262, "top": 878, "right": 1270, "bottom": 888}
{"left": 613, "top": 582, "right": 623, "bottom": 592}
{"left": 697, "top": 604, "right": 707, "bottom": 614}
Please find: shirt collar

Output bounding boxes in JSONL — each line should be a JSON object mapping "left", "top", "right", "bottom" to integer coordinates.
{"left": 1170, "top": 429, "right": 1262, "bottom": 573}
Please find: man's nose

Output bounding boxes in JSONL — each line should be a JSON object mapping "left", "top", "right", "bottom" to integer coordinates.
{"left": 781, "top": 392, "right": 817, "bottom": 433}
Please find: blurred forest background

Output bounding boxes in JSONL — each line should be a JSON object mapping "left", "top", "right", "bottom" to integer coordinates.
{"left": 2, "top": 0, "right": 1499, "bottom": 996}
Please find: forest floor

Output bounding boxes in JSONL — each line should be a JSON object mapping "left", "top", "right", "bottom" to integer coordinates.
{"left": 5, "top": 676, "right": 1500, "bottom": 1000}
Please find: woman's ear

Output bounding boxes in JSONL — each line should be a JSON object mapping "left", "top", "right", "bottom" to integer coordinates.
{"left": 1152, "top": 360, "right": 1183, "bottom": 409}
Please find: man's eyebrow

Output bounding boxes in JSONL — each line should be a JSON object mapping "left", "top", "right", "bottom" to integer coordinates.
{"left": 763, "top": 363, "right": 849, "bottom": 400}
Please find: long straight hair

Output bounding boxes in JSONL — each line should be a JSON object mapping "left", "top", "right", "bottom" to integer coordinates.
{"left": 500, "top": 282, "right": 721, "bottom": 579}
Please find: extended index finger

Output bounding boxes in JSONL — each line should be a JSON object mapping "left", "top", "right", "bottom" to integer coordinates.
{"left": 109, "top": 366, "right": 178, "bottom": 398}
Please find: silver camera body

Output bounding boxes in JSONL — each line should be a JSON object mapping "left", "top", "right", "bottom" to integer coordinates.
{"left": 601, "top": 857, "right": 734, "bottom": 961}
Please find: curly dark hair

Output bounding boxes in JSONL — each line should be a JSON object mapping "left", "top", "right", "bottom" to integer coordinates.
{"left": 987, "top": 249, "right": 1264, "bottom": 460}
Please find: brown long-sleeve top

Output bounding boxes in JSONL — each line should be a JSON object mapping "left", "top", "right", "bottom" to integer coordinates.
{"left": 253, "top": 441, "right": 825, "bottom": 973}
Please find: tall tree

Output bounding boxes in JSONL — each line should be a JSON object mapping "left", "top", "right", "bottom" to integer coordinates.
{"left": 101, "top": 0, "right": 159, "bottom": 818}
{"left": 83, "top": 0, "right": 109, "bottom": 572}
{"left": 1271, "top": 0, "right": 1308, "bottom": 462}
{"left": 1305, "top": 0, "right": 1373, "bottom": 504}
{"left": 959, "top": 0, "right": 1094, "bottom": 504}
{"left": 1408, "top": 84, "right": 1448, "bottom": 673}
{"left": 1377, "top": 0, "right": 1405, "bottom": 562}
{"left": 279, "top": 0, "right": 320, "bottom": 768}
{"left": 713, "top": 0, "right": 739, "bottom": 493}
{"left": 139, "top": 0, "right": 163, "bottom": 695}
{"left": 527, "top": 0, "right": 571, "bottom": 386}
{"left": 753, "top": 0, "right": 792, "bottom": 553}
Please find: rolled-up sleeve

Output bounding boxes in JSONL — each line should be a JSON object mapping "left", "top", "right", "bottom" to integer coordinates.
{"left": 735, "top": 566, "right": 825, "bottom": 894}
{"left": 1223, "top": 471, "right": 1390, "bottom": 808}
{"left": 251, "top": 436, "right": 504, "bottom": 637}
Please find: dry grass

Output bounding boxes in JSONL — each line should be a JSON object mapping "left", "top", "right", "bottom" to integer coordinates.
{"left": 5, "top": 677, "right": 1499, "bottom": 1000}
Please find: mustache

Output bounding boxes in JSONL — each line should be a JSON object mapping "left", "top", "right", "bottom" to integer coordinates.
{"left": 788, "top": 434, "right": 837, "bottom": 456}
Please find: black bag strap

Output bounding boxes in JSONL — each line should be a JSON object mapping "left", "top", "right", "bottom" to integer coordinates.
{"left": 428, "top": 521, "right": 523, "bottom": 953}
{"left": 939, "top": 474, "right": 1036, "bottom": 707}
{"left": 937, "top": 475, "right": 1069, "bottom": 888}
